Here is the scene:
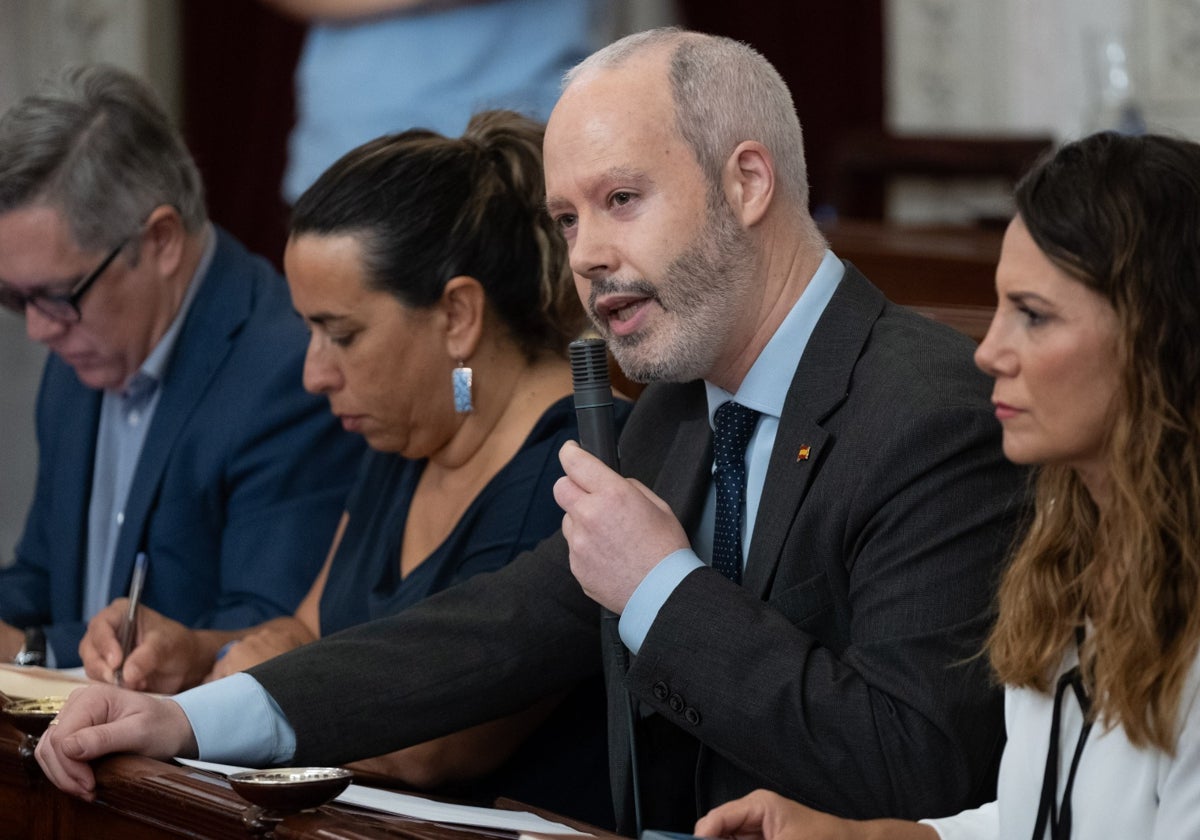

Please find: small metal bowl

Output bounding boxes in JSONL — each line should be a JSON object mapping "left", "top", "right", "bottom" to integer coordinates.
{"left": 1, "top": 696, "right": 66, "bottom": 738}
{"left": 228, "top": 767, "right": 353, "bottom": 813}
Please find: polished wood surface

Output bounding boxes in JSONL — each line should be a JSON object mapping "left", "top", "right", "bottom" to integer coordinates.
{"left": 0, "top": 724, "right": 621, "bottom": 840}
{"left": 823, "top": 218, "right": 1002, "bottom": 341}
{"left": 827, "top": 132, "right": 1053, "bottom": 221}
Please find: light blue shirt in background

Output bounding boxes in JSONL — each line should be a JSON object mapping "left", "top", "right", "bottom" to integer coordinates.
{"left": 617, "top": 250, "right": 843, "bottom": 653}
{"left": 285, "top": 0, "right": 604, "bottom": 202}
{"left": 176, "top": 250, "right": 846, "bottom": 764}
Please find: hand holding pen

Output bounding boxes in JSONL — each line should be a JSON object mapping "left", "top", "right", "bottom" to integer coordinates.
{"left": 80, "top": 599, "right": 212, "bottom": 694}
{"left": 113, "top": 552, "right": 148, "bottom": 688}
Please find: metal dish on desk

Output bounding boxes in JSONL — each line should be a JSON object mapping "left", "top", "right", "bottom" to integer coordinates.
{"left": 228, "top": 767, "right": 353, "bottom": 813}
{"left": 1, "top": 696, "right": 66, "bottom": 738}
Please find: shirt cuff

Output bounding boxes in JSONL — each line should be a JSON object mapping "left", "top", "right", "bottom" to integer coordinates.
{"left": 618, "top": 548, "right": 704, "bottom": 655}
{"left": 174, "top": 672, "right": 297, "bottom": 767}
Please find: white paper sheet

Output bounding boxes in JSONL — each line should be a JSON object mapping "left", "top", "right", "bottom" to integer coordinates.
{"left": 0, "top": 663, "right": 90, "bottom": 700}
{"left": 175, "top": 757, "right": 589, "bottom": 836}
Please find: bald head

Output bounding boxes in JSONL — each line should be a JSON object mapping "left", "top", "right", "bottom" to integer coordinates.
{"left": 564, "top": 28, "right": 810, "bottom": 210}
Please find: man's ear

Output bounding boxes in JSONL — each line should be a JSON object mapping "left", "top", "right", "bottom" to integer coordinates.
{"left": 440, "top": 275, "right": 486, "bottom": 361}
{"left": 141, "top": 204, "right": 187, "bottom": 277}
{"left": 722, "top": 140, "right": 775, "bottom": 227}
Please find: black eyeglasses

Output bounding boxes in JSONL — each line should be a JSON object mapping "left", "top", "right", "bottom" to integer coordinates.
{"left": 0, "top": 238, "right": 128, "bottom": 323}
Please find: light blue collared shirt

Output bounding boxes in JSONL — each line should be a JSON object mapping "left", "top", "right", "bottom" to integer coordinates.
{"left": 617, "top": 250, "right": 843, "bottom": 653}
{"left": 71, "top": 228, "right": 215, "bottom": 667}
{"left": 176, "top": 672, "right": 298, "bottom": 767}
{"left": 286, "top": 0, "right": 600, "bottom": 202}
{"left": 173, "top": 250, "right": 845, "bottom": 765}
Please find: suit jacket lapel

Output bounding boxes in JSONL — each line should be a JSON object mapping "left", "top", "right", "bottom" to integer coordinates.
{"left": 651, "top": 403, "right": 713, "bottom": 539}
{"left": 109, "top": 231, "right": 253, "bottom": 597}
{"left": 743, "top": 264, "right": 885, "bottom": 598}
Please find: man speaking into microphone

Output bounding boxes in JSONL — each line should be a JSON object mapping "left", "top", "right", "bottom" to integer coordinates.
{"left": 38, "top": 28, "right": 1025, "bottom": 833}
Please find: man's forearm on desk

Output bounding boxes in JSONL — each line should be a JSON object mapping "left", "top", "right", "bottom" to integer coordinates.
{"left": 174, "top": 672, "right": 297, "bottom": 767}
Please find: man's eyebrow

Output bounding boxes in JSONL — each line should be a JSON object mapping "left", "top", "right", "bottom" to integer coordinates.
{"left": 545, "top": 167, "right": 653, "bottom": 215}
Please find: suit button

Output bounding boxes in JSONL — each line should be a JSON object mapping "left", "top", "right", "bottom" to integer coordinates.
{"left": 652, "top": 681, "right": 669, "bottom": 701}
{"left": 668, "top": 693, "right": 685, "bottom": 713}
{"left": 684, "top": 707, "right": 701, "bottom": 726}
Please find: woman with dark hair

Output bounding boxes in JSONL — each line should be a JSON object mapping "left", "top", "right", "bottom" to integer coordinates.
{"left": 78, "top": 110, "right": 618, "bottom": 825}
{"left": 693, "top": 132, "right": 1200, "bottom": 838}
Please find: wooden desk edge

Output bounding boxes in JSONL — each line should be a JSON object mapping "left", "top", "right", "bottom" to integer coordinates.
{"left": 2, "top": 725, "right": 626, "bottom": 840}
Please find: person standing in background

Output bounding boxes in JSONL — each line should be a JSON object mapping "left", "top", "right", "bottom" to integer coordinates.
{"left": 260, "top": 0, "right": 611, "bottom": 204}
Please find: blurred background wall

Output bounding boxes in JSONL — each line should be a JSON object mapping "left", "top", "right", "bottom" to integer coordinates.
{"left": 2, "top": 0, "right": 1199, "bottom": 565}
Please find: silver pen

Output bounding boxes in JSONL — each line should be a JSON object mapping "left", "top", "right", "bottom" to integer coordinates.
{"left": 114, "top": 552, "right": 148, "bottom": 688}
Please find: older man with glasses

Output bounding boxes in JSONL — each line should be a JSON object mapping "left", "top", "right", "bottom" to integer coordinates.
{"left": 0, "top": 236, "right": 126, "bottom": 324}
{"left": 0, "top": 64, "right": 363, "bottom": 670}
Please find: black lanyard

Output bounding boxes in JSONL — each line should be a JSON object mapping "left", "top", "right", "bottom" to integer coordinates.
{"left": 1031, "top": 665, "right": 1094, "bottom": 840}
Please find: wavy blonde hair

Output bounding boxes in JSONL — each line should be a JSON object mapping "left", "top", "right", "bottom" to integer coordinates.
{"left": 988, "top": 133, "right": 1200, "bottom": 751}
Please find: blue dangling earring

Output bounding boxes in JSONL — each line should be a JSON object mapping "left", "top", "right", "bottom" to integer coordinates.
{"left": 452, "top": 361, "right": 473, "bottom": 413}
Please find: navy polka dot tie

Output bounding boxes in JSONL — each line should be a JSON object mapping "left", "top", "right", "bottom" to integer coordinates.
{"left": 711, "top": 401, "right": 761, "bottom": 584}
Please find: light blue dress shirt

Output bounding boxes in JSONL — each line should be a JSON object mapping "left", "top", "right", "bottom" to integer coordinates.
{"left": 179, "top": 672, "right": 298, "bottom": 767}
{"left": 284, "top": 0, "right": 602, "bottom": 202}
{"left": 174, "top": 250, "right": 845, "bottom": 765}
{"left": 66, "top": 229, "right": 214, "bottom": 667}
{"left": 617, "top": 250, "right": 843, "bottom": 653}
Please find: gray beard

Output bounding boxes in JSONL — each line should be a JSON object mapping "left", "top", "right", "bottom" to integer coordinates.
{"left": 588, "top": 204, "right": 755, "bottom": 383}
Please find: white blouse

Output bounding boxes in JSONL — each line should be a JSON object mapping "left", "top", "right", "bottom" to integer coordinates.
{"left": 923, "top": 649, "right": 1200, "bottom": 839}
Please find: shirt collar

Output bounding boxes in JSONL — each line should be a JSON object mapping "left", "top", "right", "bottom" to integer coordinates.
{"left": 123, "top": 224, "right": 215, "bottom": 397}
{"left": 704, "top": 249, "right": 844, "bottom": 425}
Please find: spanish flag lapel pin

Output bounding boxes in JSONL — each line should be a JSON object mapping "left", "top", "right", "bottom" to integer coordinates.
{"left": 797, "top": 444, "right": 811, "bottom": 462}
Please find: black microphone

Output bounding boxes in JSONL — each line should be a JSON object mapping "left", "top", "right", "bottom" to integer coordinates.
{"left": 569, "top": 336, "right": 640, "bottom": 833}
{"left": 569, "top": 337, "right": 620, "bottom": 471}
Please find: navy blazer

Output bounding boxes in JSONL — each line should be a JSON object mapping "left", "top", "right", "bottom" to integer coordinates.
{"left": 0, "top": 228, "right": 364, "bottom": 667}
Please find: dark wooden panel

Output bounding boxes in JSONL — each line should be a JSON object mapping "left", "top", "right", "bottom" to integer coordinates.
{"left": 828, "top": 131, "right": 1055, "bottom": 221}
{"left": 679, "top": 0, "right": 885, "bottom": 216}
{"left": 0, "top": 723, "right": 622, "bottom": 840}
{"left": 180, "top": 0, "right": 305, "bottom": 268}
{"left": 822, "top": 219, "right": 1002, "bottom": 341}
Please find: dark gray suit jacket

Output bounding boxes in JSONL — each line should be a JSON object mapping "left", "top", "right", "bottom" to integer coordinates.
{"left": 252, "top": 264, "right": 1025, "bottom": 832}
